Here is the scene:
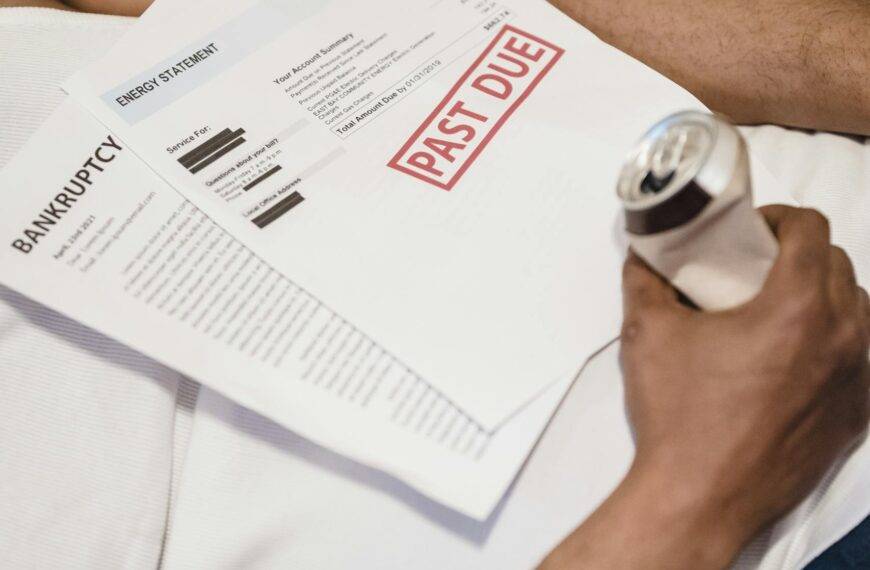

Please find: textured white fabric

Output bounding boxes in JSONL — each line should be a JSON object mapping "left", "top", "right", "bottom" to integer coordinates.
{"left": 0, "top": 9, "right": 182, "bottom": 569}
{"left": 741, "top": 126, "right": 870, "bottom": 282}
{"left": 160, "top": 340, "right": 628, "bottom": 569}
{"left": 0, "top": 9, "right": 123, "bottom": 165}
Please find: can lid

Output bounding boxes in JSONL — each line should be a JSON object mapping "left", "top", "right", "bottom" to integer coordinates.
{"left": 618, "top": 111, "right": 717, "bottom": 209}
{"left": 617, "top": 111, "right": 723, "bottom": 234}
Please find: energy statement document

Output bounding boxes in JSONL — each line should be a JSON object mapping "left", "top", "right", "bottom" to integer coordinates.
{"left": 65, "top": 0, "right": 703, "bottom": 429}
{"left": 0, "top": 99, "right": 573, "bottom": 520}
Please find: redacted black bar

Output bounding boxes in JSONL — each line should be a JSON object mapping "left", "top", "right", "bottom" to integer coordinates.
{"left": 179, "top": 128, "right": 236, "bottom": 167}
{"left": 252, "top": 191, "right": 304, "bottom": 228}
{"left": 189, "top": 136, "right": 246, "bottom": 174}
{"left": 243, "top": 165, "right": 282, "bottom": 191}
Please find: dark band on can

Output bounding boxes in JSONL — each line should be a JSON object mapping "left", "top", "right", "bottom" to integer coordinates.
{"left": 624, "top": 180, "right": 712, "bottom": 235}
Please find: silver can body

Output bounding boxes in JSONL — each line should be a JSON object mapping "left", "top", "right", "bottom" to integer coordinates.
{"left": 617, "top": 111, "right": 779, "bottom": 310}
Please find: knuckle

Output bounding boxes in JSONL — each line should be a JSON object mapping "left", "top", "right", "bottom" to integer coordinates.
{"left": 620, "top": 310, "right": 673, "bottom": 366}
{"left": 831, "top": 245, "right": 849, "bottom": 262}
{"left": 798, "top": 208, "right": 831, "bottom": 236}
{"left": 621, "top": 307, "right": 671, "bottom": 340}
{"left": 620, "top": 316, "right": 651, "bottom": 347}
{"left": 792, "top": 246, "right": 826, "bottom": 277}
{"left": 830, "top": 246, "right": 855, "bottom": 278}
{"left": 620, "top": 318, "right": 642, "bottom": 343}
{"left": 768, "top": 291, "right": 835, "bottom": 358}
{"left": 833, "top": 315, "right": 868, "bottom": 359}
{"left": 782, "top": 288, "right": 828, "bottom": 326}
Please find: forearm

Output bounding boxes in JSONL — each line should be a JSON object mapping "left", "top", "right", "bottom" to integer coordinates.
{"left": 549, "top": 0, "right": 870, "bottom": 135}
{"left": 0, "top": 1, "right": 70, "bottom": 7}
{"left": 58, "top": 0, "right": 152, "bottom": 16}
{"left": 539, "top": 461, "right": 747, "bottom": 570}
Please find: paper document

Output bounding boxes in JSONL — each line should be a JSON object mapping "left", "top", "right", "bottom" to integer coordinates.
{"left": 0, "top": 100, "right": 574, "bottom": 520}
{"left": 65, "top": 0, "right": 703, "bottom": 428}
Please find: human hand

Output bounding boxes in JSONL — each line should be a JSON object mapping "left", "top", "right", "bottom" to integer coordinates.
{"left": 619, "top": 205, "right": 869, "bottom": 563}
{"left": 542, "top": 205, "right": 869, "bottom": 569}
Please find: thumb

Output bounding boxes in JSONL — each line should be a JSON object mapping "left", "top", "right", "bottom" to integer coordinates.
{"left": 622, "top": 251, "right": 685, "bottom": 321}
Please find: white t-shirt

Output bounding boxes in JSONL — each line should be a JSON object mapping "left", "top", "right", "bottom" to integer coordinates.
{"left": 1, "top": 7, "right": 868, "bottom": 569}
{"left": 0, "top": 9, "right": 183, "bottom": 569}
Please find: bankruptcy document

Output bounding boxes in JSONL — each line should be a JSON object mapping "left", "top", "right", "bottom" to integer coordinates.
{"left": 65, "top": 0, "right": 702, "bottom": 429}
{"left": 0, "top": 99, "right": 576, "bottom": 520}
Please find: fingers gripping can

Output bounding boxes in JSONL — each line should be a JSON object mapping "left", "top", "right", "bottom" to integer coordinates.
{"left": 617, "top": 111, "right": 779, "bottom": 311}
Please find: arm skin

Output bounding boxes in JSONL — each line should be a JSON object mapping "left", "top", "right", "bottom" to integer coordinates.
{"left": 58, "top": 0, "right": 152, "bottom": 15}
{"left": 0, "top": 1, "right": 70, "bottom": 8}
{"left": 549, "top": 0, "right": 870, "bottom": 135}
{"left": 23, "top": 0, "right": 869, "bottom": 135}
{"left": 0, "top": 0, "right": 151, "bottom": 16}
{"left": 540, "top": 461, "right": 744, "bottom": 569}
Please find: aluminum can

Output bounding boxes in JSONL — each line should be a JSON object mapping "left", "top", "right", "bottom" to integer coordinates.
{"left": 617, "top": 111, "right": 779, "bottom": 310}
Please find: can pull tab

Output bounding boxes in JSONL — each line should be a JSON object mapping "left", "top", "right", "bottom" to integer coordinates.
{"left": 640, "top": 128, "right": 689, "bottom": 195}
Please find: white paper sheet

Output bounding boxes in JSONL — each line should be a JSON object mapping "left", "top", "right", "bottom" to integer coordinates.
{"left": 0, "top": 100, "right": 575, "bottom": 520}
{"left": 63, "top": 0, "right": 704, "bottom": 429}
